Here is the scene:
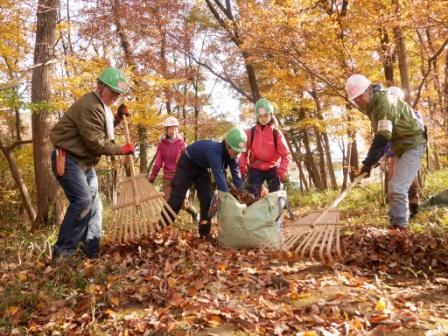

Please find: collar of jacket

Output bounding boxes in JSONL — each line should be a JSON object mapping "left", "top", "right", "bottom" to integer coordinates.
{"left": 161, "top": 135, "right": 183, "bottom": 144}
{"left": 366, "top": 90, "right": 389, "bottom": 119}
{"left": 92, "top": 91, "right": 105, "bottom": 106}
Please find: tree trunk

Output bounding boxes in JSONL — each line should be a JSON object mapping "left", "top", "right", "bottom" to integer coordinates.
{"left": 276, "top": 116, "right": 309, "bottom": 182}
{"left": 299, "top": 109, "right": 322, "bottom": 189}
{"left": 310, "top": 86, "right": 337, "bottom": 189}
{"left": 345, "top": 111, "right": 359, "bottom": 182}
{"left": 111, "top": 0, "right": 149, "bottom": 174}
{"left": 31, "top": 0, "right": 60, "bottom": 228}
{"left": 241, "top": 51, "right": 260, "bottom": 102}
{"left": 445, "top": 49, "right": 448, "bottom": 135}
{"left": 0, "top": 141, "right": 36, "bottom": 225}
{"left": 349, "top": 139, "right": 359, "bottom": 182}
{"left": 380, "top": 28, "right": 395, "bottom": 85}
{"left": 160, "top": 27, "right": 173, "bottom": 114}
{"left": 341, "top": 139, "right": 351, "bottom": 190}
{"left": 426, "top": 29, "right": 444, "bottom": 118}
{"left": 138, "top": 126, "right": 148, "bottom": 173}
{"left": 315, "top": 130, "right": 328, "bottom": 189}
{"left": 288, "top": 134, "right": 309, "bottom": 191}
{"left": 392, "top": 0, "right": 410, "bottom": 102}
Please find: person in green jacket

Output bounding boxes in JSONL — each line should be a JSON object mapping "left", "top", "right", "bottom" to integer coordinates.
{"left": 345, "top": 74, "right": 426, "bottom": 230}
{"left": 50, "top": 67, "right": 135, "bottom": 259}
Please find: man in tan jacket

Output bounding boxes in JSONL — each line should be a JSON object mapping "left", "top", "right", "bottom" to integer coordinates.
{"left": 50, "top": 67, "right": 134, "bottom": 259}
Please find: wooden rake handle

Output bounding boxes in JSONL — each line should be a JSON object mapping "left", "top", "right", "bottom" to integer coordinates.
{"left": 122, "top": 115, "right": 135, "bottom": 177}
{"left": 310, "top": 172, "right": 367, "bottom": 227}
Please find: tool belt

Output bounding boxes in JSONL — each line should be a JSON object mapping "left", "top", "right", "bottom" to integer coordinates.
{"left": 55, "top": 148, "right": 66, "bottom": 177}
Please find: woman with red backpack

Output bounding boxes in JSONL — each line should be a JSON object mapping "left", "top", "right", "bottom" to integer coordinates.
{"left": 239, "top": 98, "right": 291, "bottom": 198}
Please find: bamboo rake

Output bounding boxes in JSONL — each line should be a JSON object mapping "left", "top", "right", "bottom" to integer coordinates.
{"left": 105, "top": 116, "right": 177, "bottom": 245}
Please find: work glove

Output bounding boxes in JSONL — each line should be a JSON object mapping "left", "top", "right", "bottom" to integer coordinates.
{"left": 359, "top": 164, "right": 372, "bottom": 178}
{"left": 279, "top": 171, "right": 287, "bottom": 183}
{"left": 122, "top": 143, "right": 135, "bottom": 155}
{"left": 115, "top": 104, "right": 130, "bottom": 124}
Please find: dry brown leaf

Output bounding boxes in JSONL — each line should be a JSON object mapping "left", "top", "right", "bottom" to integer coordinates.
{"left": 206, "top": 314, "right": 223, "bottom": 327}
{"left": 110, "top": 296, "right": 120, "bottom": 306}
{"left": 369, "top": 313, "right": 390, "bottom": 324}
{"left": 6, "top": 306, "right": 20, "bottom": 316}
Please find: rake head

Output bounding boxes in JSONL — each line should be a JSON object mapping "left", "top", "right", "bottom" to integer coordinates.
{"left": 283, "top": 210, "right": 342, "bottom": 264}
{"left": 104, "top": 175, "right": 177, "bottom": 245}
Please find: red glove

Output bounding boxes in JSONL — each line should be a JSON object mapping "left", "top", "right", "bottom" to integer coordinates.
{"left": 122, "top": 143, "right": 135, "bottom": 154}
{"left": 115, "top": 104, "right": 129, "bottom": 123}
{"left": 240, "top": 168, "right": 247, "bottom": 180}
{"left": 279, "top": 171, "right": 287, "bottom": 183}
{"left": 149, "top": 176, "right": 155, "bottom": 183}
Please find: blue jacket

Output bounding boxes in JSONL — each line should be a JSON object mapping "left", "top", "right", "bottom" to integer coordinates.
{"left": 186, "top": 140, "right": 243, "bottom": 192}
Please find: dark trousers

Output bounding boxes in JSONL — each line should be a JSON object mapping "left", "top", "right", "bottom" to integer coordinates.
{"left": 247, "top": 167, "right": 281, "bottom": 198}
{"left": 161, "top": 154, "right": 212, "bottom": 228}
{"left": 51, "top": 151, "right": 101, "bottom": 258}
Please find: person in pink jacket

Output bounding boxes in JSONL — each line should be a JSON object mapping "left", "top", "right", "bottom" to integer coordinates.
{"left": 239, "top": 98, "right": 291, "bottom": 198}
{"left": 149, "top": 116, "right": 197, "bottom": 220}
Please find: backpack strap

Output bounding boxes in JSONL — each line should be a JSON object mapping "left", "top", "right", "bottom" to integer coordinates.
{"left": 250, "top": 125, "right": 256, "bottom": 149}
{"left": 273, "top": 128, "right": 278, "bottom": 154}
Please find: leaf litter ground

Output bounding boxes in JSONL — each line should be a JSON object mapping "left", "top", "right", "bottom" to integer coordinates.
{"left": 1, "top": 225, "right": 448, "bottom": 335}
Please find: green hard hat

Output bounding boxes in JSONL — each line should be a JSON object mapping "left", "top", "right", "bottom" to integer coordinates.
{"left": 254, "top": 98, "right": 274, "bottom": 116}
{"left": 97, "top": 67, "right": 127, "bottom": 94}
{"left": 225, "top": 127, "right": 247, "bottom": 153}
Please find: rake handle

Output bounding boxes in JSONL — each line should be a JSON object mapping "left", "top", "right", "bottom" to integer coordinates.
{"left": 122, "top": 115, "right": 135, "bottom": 177}
{"left": 310, "top": 172, "right": 367, "bottom": 226}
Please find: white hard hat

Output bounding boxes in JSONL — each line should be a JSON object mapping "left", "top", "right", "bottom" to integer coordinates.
{"left": 163, "top": 116, "right": 179, "bottom": 128}
{"left": 345, "top": 74, "right": 371, "bottom": 102}
{"left": 388, "top": 86, "right": 404, "bottom": 100}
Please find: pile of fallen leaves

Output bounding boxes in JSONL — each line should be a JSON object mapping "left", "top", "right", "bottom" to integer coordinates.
{"left": 342, "top": 227, "right": 448, "bottom": 274}
{"left": 229, "top": 184, "right": 258, "bottom": 206}
{"left": 2, "top": 227, "right": 448, "bottom": 335}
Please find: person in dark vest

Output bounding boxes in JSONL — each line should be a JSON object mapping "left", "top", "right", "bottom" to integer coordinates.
{"left": 50, "top": 67, "right": 134, "bottom": 259}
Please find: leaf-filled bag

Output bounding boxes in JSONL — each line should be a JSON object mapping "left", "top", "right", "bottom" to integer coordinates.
{"left": 217, "top": 190, "right": 286, "bottom": 249}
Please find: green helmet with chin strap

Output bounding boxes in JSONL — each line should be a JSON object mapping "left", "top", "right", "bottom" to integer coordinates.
{"left": 254, "top": 98, "right": 274, "bottom": 117}
{"left": 97, "top": 67, "right": 127, "bottom": 94}
{"left": 225, "top": 127, "right": 247, "bottom": 153}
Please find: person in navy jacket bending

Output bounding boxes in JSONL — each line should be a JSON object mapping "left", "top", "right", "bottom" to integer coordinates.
{"left": 160, "top": 127, "right": 247, "bottom": 238}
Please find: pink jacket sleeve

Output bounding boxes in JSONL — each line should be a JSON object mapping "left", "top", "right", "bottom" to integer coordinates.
{"left": 149, "top": 144, "right": 163, "bottom": 180}
{"left": 238, "top": 129, "right": 251, "bottom": 175}
{"left": 276, "top": 130, "right": 291, "bottom": 176}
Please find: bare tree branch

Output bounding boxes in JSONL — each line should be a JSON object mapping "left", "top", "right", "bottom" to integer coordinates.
{"left": 190, "top": 55, "right": 252, "bottom": 101}
{"left": 412, "top": 36, "right": 448, "bottom": 108}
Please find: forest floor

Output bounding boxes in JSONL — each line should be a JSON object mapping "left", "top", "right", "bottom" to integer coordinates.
{"left": 1, "top": 170, "right": 448, "bottom": 335}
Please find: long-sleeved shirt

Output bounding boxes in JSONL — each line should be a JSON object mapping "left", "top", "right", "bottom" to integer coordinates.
{"left": 185, "top": 140, "right": 243, "bottom": 192}
{"left": 149, "top": 136, "right": 186, "bottom": 181}
{"left": 363, "top": 90, "right": 426, "bottom": 164}
{"left": 239, "top": 124, "right": 291, "bottom": 176}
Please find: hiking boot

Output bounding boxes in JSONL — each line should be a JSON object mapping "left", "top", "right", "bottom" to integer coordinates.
{"left": 198, "top": 220, "right": 211, "bottom": 238}
{"left": 389, "top": 225, "right": 409, "bottom": 232}
{"left": 409, "top": 203, "right": 419, "bottom": 218}
{"left": 80, "top": 238, "right": 100, "bottom": 259}
{"left": 201, "top": 233, "right": 217, "bottom": 244}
